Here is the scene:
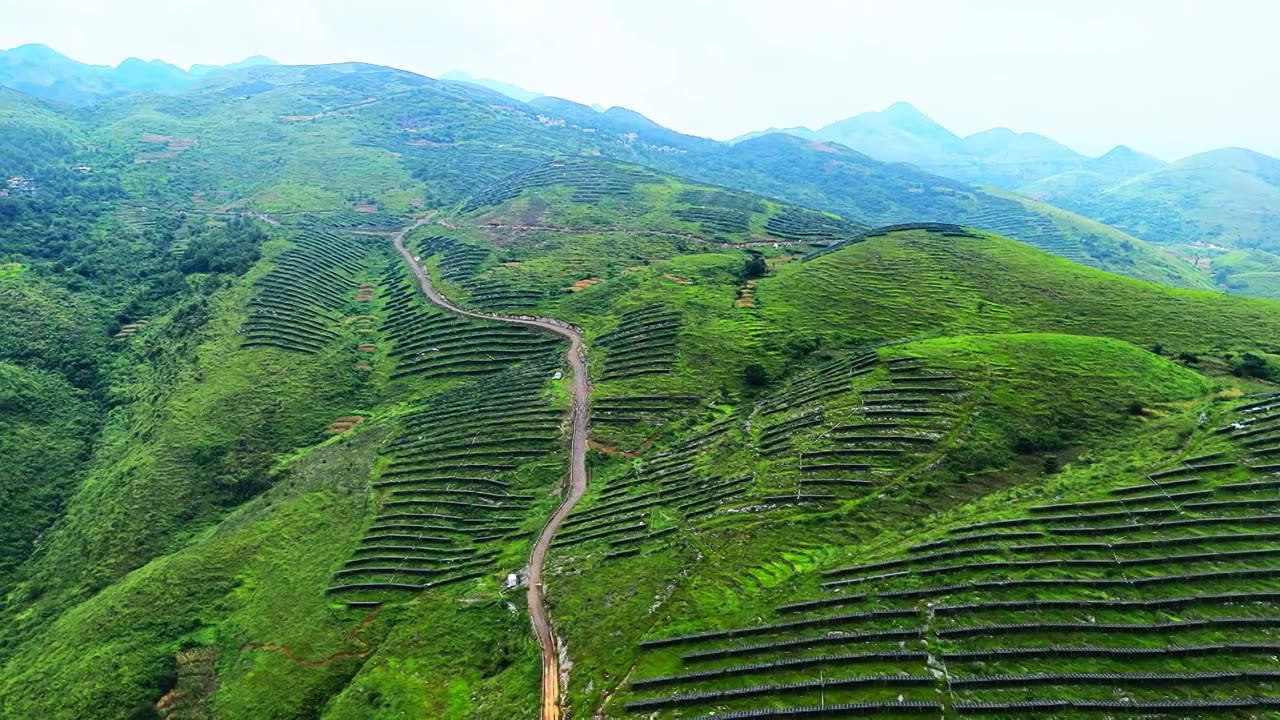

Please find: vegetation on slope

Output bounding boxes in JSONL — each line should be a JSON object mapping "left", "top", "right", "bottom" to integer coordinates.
{"left": 5, "top": 60, "right": 1280, "bottom": 720}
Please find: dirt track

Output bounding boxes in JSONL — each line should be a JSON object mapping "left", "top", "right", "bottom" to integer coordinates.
{"left": 392, "top": 220, "right": 589, "bottom": 720}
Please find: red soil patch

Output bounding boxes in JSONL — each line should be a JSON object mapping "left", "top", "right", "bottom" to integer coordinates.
{"left": 354, "top": 364, "right": 372, "bottom": 371}
{"left": 566, "top": 278, "right": 601, "bottom": 292}
{"left": 622, "top": 265, "right": 647, "bottom": 274}
{"left": 357, "top": 344, "right": 376, "bottom": 352}
{"left": 588, "top": 440, "right": 638, "bottom": 458}
{"left": 354, "top": 203, "right": 378, "bottom": 214}
{"left": 806, "top": 141, "right": 839, "bottom": 153}
{"left": 663, "top": 274, "right": 693, "bottom": 285}
{"left": 328, "top": 415, "right": 366, "bottom": 433}
{"left": 500, "top": 261, "right": 523, "bottom": 267}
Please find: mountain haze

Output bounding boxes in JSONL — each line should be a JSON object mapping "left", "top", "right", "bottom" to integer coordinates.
{"left": 734, "top": 101, "right": 1169, "bottom": 190}
{"left": 0, "top": 43, "right": 278, "bottom": 104}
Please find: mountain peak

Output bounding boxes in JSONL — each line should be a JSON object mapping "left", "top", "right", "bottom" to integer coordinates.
{"left": 881, "top": 101, "right": 926, "bottom": 119}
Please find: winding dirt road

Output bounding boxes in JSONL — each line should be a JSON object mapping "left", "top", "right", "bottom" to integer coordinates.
{"left": 392, "top": 221, "right": 589, "bottom": 720}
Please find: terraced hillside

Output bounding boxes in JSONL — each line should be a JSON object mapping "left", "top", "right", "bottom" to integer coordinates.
{"left": 7, "top": 59, "right": 1280, "bottom": 720}
{"left": 601, "top": 376, "right": 1280, "bottom": 718}
{"left": 458, "top": 156, "right": 868, "bottom": 247}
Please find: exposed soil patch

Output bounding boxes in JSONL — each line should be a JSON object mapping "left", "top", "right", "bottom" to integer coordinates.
{"left": 663, "top": 274, "right": 692, "bottom": 285}
{"left": 588, "top": 440, "right": 638, "bottom": 458}
{"left": 566, "top": 278, "right": 601, "bottom": 292}
{"left": 354, "top": 203, "right": 379, "bottom": 214}
{"left": 354, "top": 363, "right": 372, "bottom": 371}
{"left": 407, "top": 139, "right": 459, "bottom": 147}
{"left": 807, "top": 140, "right": 839, "bottom": 153}
{"left": 357, "top": 343, "right": 376, "bottom": 352}
{"left": 622, "top": 265, "right": 647, "bottom": 274}
{"left": 735, "top": 279, "right": 758, "bottom": 308}
{"left": 113, "top": 319, "right": 149, "bottom": 340}
{"left": 329, "top": 415, "right": 366, "bottom": 433}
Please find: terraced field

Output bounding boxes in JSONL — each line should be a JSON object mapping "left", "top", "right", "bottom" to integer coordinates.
{"left": 462, "top": 157, "right": 657, "bottom": 213}
{"left": 329, "top": 355, "right": 567, "bottom": 601}
{"left": 562, "top": 352, "right": 964, "bottom": 566}
{"left": 596, "top": 304, "right": 684, "bottom": 382}
{"left": 608, "top": 388, "right": 1280, "bottom": 718}
{"left": 379, "top": 259, "right": 560, "bottom": 381}
{"left": 239, "top": 229, "right": 377, "bottom": 354}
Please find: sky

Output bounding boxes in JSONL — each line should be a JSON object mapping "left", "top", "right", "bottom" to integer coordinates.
{"left": 2, "top": 0, "right": 1276, "bottom": 160}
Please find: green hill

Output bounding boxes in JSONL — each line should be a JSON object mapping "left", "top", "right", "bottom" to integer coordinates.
{"left": 1023, "top": 147, "right": 1280, "bottom": 295}
{"left": 5, "top": 57, "right": 1280, "bottom": 720}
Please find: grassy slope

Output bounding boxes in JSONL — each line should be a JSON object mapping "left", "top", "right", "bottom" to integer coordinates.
{"left": 1023, "top": 148, "right": 1280, "bottom": 298}
{"left": 760, "top": 228, "right": 1280, "bottom": 357}
{"left": 0, "top": 362, "right": 93, "bottom": 582}
{"left": 982, "top": 188, "right": 1214, "bottom": 290}
{"left": 0, "top": 221, "right": 567, "bottom": 719}
{"left": 548, "top": 334, "right": 1224, "bottom": 716}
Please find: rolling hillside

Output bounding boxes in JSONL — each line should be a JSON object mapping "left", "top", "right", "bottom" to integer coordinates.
{"left": 4, "top": 54, "right": 1280, "bottom": 720}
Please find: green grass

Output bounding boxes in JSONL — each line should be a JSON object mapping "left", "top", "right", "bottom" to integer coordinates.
{"left": 759, "top": 228, "right": 1280, "bottom": 358}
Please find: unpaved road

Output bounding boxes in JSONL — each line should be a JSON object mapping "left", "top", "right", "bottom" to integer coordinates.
{"left": 392, "top": 221, "right": 589, "bottom": 720}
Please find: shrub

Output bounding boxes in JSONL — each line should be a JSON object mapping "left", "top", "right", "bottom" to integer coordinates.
{"left": 1042, "top": 455, "right": 1060, "bottom": 474}
{"left": 1233, "top": 352, "right": 1275, "bottom": 381}
{"left": 741, "top": 255, "right": 768, "bottom": 280}
{"left": 1128, "top": 400, "right": 1146, "bottom": 415}
{"left": 743, "top": 363, "right": 769, "bottom": 387}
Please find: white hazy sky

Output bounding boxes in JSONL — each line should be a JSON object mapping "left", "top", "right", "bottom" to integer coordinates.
{"left": 2, "top": 0, "right": 1276, "bottom": 160}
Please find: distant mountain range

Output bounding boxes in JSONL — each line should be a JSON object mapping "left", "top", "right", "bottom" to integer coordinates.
{"left": 733, "top": 102, "right": 1280, "bottom": 287}
{"left": 6, "top": 46, "right": 1278, "bottom": 295}
{"left": 0, "top": 43, "right": 277, "bottom": 105}
{"left": 1024, "top": 146, "right": 1280, "bottom": 245}
{"left": 731, "top": 101, "right": 1169, "bottom": 190}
